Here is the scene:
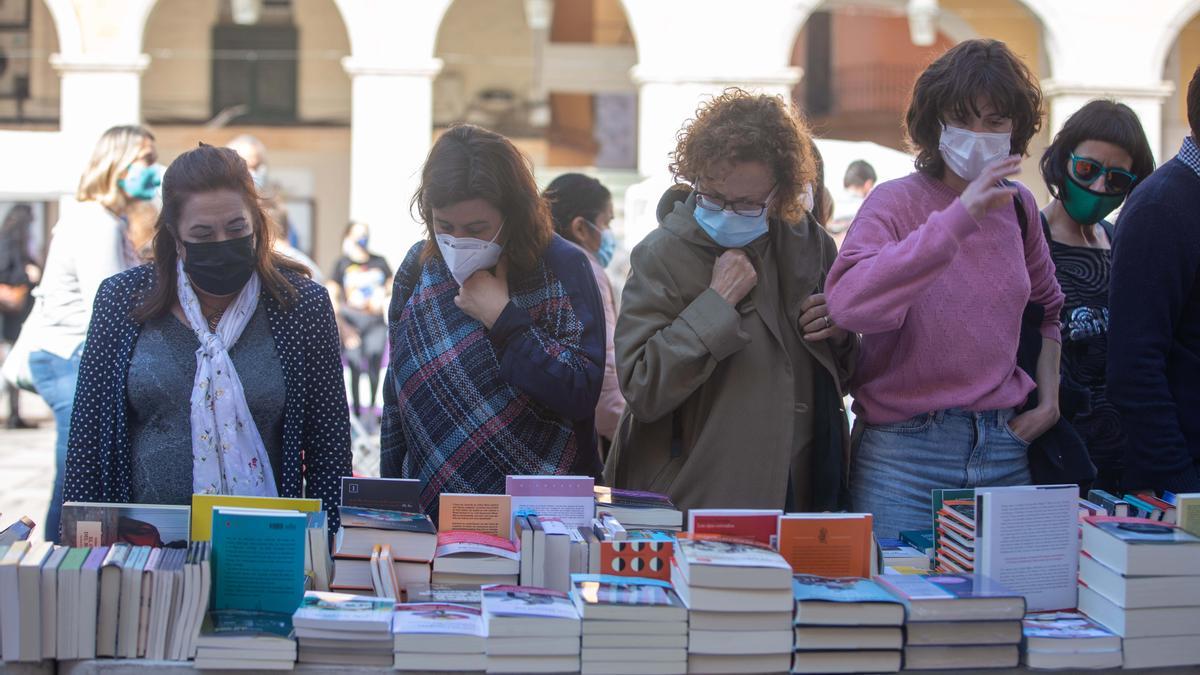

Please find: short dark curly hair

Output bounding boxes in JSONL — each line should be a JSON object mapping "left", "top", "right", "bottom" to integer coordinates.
{"left": 1039, "top": 100, "right": 1155, "bottom": 200}
{"left": 670, "top": 88, "right": 817, "bottom": 224}
{"left": 905, "top": 39, "right": 1043, "bottom": 178}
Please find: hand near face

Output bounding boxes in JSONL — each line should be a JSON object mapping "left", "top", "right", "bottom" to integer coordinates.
{"left": 709, "top": 250, "right": 758, "bottom": 306}
{"left": 455, "top": 256, "right": 510, "bottom": 329}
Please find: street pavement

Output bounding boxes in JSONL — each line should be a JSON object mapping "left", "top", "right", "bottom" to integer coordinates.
{"left": 0, "top": 421, "right": 55, "bottom": 544}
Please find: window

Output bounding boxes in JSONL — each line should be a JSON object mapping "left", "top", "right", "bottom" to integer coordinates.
{"left": 211, "top": 0, "right": 298, "bottom": 124}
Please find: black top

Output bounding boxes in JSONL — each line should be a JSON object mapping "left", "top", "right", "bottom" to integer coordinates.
{"left": 1108, "top": 156, "right": 1200, "bottom": 493}
{"left": 331, "top": 254, "right": 392, "bottom": 314}
{"left": 1043, "top": 215, "right": 1124, "bottom": 477}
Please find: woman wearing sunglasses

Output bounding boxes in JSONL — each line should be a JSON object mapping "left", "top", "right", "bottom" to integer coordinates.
{"left": 1038, "top": 100, "right": 1154, "bottom": 492}
{"left": 826, "top": 40, "right": 1065, "bottom": 538}
{"left": 604, "top": 89, "right": 857, "bottom": 514}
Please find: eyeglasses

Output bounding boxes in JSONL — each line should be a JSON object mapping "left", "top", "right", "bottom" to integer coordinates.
{"left": 695, "top": 184, "right": 777, "bottom": 217}
{"left": 1069, "top": 155, "right": 1137, "bottom": 194}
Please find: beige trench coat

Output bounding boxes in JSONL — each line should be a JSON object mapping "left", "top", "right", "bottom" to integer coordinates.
{"left": 603, "top": 193, "right": 857, "bottom": 513}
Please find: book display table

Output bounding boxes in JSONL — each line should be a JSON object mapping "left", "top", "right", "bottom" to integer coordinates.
{"left": 2, "top": 662, "right": 1199, "bottom": 675}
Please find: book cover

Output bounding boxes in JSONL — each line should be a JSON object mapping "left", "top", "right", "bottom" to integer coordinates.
{"left": 341, "top": 477, "right": 422, "bottom": 514}
{"left": 1084, "top": 516, "right": 1200, "bottom": 544}
{"left": 211, "top": 508, "right": 307, "bottom": 615}
{"left": 1177, "top": 493, "right": 1200, "bottom": 537}
{"left": 1123, "top": 494, "right": 1163, "bottom": 519}
{"left": 594, "top": 487, "right": 675, "bottom": 510}
{"left": 480, "top": 585, "right": 579, "bottom": 620}
{"left": 203, "top": 609, "right": 295, "bottom": 639}
{"left": 900, "top": 530, "right": 935, "bottom": 553}
{"left": 598, "top": 538, "right": 673, "bottom": 581}
{"left": 404, "top": 583, "right": 483, "bottom": 605}
{"left": 61, "top": 503, "right": 189, "bottom": 548}
{"left": 876, "top": 573, "right": 1021, "bottom": 602}
{"left": 687, "top": 509, "right": 781, "bottom": 548}
{"left": 1022, "top": 611, "right": 1116, "bottom": 640}
{"left": 676, "top": 536, "right": 792, "bottom": 569}
{"left": 437, "top": 494, "right": 512, "bottom": 539}
{"left": 975, "top": 485, "right": 1079, "bottom": 612}
{"left": 435, "top": 531, "right": 519, "bottom": 560}
{"left": 792, "top": 574, "right": 903, "bottom": 605}
{"left": 506, "top": 475, "right": 595, "bottom": 529}
{"left": 0, "top": 516, "right": 34, "bottom": 545}
{"left": 190, "top": 495, "right": 321, "bottom": 542}
{"left": 292, "top": 591, "right": 394, "bottom": 629}
{"left": 931, "top": 488, "right": 974, "bottom": 564}
{"left": 391, "top": 603, "right": 485, "bottom": 636}
{"left": 337, "top": 506, "right": 436, "bottom": 533}
{"left": 570, "top": 574, "right": 682, "bottom": 608}
{"left": 777, "top": 514, "right": 872, "bottom": 578}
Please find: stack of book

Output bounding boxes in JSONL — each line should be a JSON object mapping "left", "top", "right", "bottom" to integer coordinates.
{"left": 1020, "top": 611, "right": 1121, "bottom": 670}
{"left": 1077, "top": 516, "right": 1200, "bottom": 668}
{"left": 0, "top": 537, "right": 212, "bottom": 663}
{"left": 671, "top": 537, "right": 793, "bottom": 674}
{"left": 594, "top": 487, "right": 683, "bottom": 531}
{"left": 481, "top": 585, "right": 582, "bottom": 673}
{"left": 392, "top": 602, "right": 487, "bottom": 671}
{"left": 570, "top": 574, "right": 687, "bottom": 675}
{"left": 193, "top": 609, "right": 296, "bottom": 671}
{"left": 292, "top": 591, "right": 395, "bottom": 667}
{"left": 331, "top": 507, "right": 436, "bottom": 594}
{"left": 432, "top": 531, "right": 520, "bottom": 587}
{"left": 790, "top": 575, "right": 904, "bottom": 674}
{"left": 934, "top": 497, "right": 975, "bottom": 573}
{"left": 877, "top": 573, "right": 1025, "bottom": 670}
{"left": 877, "top": 538, "right": 930, "bottom": 572}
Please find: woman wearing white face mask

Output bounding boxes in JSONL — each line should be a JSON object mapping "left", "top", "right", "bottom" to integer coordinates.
{"left": 604, "top": 89, "right": 858, "bottom": 514}
{"left": 380, "top": 125, "right": 606, "bottom": 521}
{"left": 826, "top": 39, "right": 1066, "bottom": 538}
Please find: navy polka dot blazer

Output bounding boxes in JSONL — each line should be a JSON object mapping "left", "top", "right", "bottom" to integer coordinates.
{"left": 62, "top": 264, "right": 352, "bottom": 530}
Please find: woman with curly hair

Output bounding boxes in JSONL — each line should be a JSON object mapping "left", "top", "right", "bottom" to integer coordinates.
{"left": 603, "top": 89, "right": 858, "bottom": 513}
{"left": 380, "top": 125, "right": 605, "bottom": 520}
{"left": 825, "top": 39, "right": 1065, "bottom": 537}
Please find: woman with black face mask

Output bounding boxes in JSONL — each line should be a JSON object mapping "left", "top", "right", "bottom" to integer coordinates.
{"left": 60, "top": 144, "right": 352, "bottom": 532}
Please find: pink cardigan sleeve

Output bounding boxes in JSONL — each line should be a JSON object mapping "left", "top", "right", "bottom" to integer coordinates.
{"left": 590, "top": 258, "right": 625, "bottom": 440}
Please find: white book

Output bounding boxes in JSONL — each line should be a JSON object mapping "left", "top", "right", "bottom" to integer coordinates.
{"left": 688, "top": 652, "right": 792, "bottom": 674}
{"left": 39, "top": 545, "right": 68, "bottom": 660}
{"left": 686, "top": 629, "right": 793, "bottom": 655}
{"left": 293, "top": 591, "right": 395, "bottom": 632}
{"left": 582, "top": 661, "right": 685, "bottom": 675}
{"left": 487, "top": 653, "right": 581, "bottom": 673}
{"left": 167, "top": 544, "right": 197, "bottom": 661}
{"left": 395, "top": 653, "right": 488, "bottom": 671}
{"left": 187, "top": 543, "right": 213, "bottom": 658}
{"left": 1077, "top": 585, "right": 1200, "bottom": 638}
{"left": 17, "top": 541, "right": 53, "bottom": 661}
{"left": 975, "top": 485, "right": 1079, "bottom": 612}
{"left": 117, "top": 546, "right": 149, "bottom": 658}
{"left": 0, "top": 541, "right": 31, "bottom": 661}
{"left": 1122, "top": 634, "right": 1200, "bottom": 669}
{"left": 487, "top": 635, "right": 580, "bottom": 655}
{"left": 1078, "top": 552, "right": 1200, "bottom": 608}
{"left": 482, "top": 586, "right": 581, "bottom": 638}
{"left": 582, "top": 647, "right": 687, "bottom": 662}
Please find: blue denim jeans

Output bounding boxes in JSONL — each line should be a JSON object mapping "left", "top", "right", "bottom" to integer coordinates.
{"left": 850, "top": 408, "right": 1032, "bottom": 539}
{"left": 29, "top": 346, "right": 82, "bottom": 544}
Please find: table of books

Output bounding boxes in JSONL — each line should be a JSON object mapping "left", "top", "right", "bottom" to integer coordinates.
{"left": 4, "top": 661, "right": 1200, "bottom": 675}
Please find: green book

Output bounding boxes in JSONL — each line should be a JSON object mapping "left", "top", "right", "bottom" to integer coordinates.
{"left": 211, "top": 507, "right": 307, "bottom": 615}
{"left": 59, "top": 547, "right": 89, "bottom": 572}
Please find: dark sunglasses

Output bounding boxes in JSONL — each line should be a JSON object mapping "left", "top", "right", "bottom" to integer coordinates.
{"left": 1069, "top": 154, "right": 1137, "bottom": 194}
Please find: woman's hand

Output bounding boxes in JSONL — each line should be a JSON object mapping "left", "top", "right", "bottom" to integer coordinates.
{"left": 959, "top": 156, "right": 1022, "bottom": 221}
{"left": 800, "top": 293, "right": 849, "bottom": 343}
{"left": 1007, "top": 404, "right": 1060, "bottom": 444}
{"left": 455, "top": 257, "right": 510, "bottom": 329}
{"left": 709, "top": 250, "right": 757, "bottom": 306}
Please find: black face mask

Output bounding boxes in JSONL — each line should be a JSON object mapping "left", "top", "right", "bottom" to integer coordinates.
{"left": 182, "top": 235, "right": 255, "bottom": 296}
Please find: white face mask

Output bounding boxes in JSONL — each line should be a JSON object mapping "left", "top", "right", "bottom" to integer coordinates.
{"left": 436, "top": 226, "right": 503, "bottom": 286}
{"left": 938, "top": 124, "right": 1011, "bottom": 182}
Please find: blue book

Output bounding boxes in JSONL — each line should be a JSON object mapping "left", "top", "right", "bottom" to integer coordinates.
{"left": 212, "top": 507, "right": 308, "bottom": 615}
{"left": 792, "top": 575, "right": 905, "bottom": 626}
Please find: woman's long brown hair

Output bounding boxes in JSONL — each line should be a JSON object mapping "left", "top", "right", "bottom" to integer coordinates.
{"left": 411, "top": 124, "right": 553, "bottom": 273}
{"left": 133, "top": 144, "right": 309, "bottom": 322}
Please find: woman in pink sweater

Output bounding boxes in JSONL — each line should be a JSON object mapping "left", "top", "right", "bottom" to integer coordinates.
{"left": 826, "top": 39, "right": 1066, "bottom": 538}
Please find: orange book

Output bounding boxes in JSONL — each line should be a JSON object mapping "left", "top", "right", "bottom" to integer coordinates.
{"left": 777, "top": 513, "right": 873, "bottom": 578}
{"left": 437, "top": 494, "right": 512, "bottom": 539}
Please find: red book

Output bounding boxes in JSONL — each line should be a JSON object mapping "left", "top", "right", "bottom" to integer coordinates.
{"left": 686, "top": 509, "right": 781, "bottom": 548}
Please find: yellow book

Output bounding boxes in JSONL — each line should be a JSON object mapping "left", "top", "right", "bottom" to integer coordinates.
{"left": 189, "top": 494, "right": 322, "bottom": 541}
{"left": 1177, "top": 493, "right": 1200, "bottom": 537}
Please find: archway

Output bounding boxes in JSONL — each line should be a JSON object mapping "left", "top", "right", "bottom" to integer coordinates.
{"left": 1158, "top": 4, "right": 1200, "bottom": 158}
{"left": 0, "top": 0, "right": 62, "bottom": 128}
{"left": 139, "top": 0, "right": 353, "bottom": 268}
{"left": 433, "top": 0, "right": 638, "bottom": 171}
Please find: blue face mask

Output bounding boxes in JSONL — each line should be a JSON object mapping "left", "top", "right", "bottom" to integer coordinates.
{"left": 119, "top": 163, "right": 165, "bottom": 202}
{"left": 584, "top": 219, "right": 617, "bottom": 268}
{"left": 693, "top": 205, "right": 769, "bottom": 249}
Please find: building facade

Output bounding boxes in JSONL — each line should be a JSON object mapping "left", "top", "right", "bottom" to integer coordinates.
{"left": 0, "top": 0, "right": 1197, "bottom": 268}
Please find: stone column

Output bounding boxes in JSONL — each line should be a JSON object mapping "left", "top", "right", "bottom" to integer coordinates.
{"left": 51, "top": 54, "right": 150, "bottom": 171}
{"left": 342, "top": 57, "right": 443, "bottom": 264}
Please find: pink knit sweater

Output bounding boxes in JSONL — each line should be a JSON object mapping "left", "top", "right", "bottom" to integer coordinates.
{"left": 826, "top": 172, "right": 1064, "bottom": 425}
